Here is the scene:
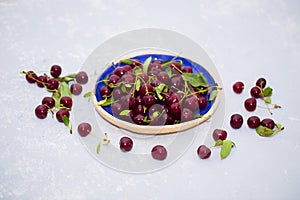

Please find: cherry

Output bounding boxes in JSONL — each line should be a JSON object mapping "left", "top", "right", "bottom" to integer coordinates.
{"left": 142, "top": 95, "right": 156, "bottom": 108}
{"left": 151, "top": 145, "right": 167, "bottom": 160}
{"left": 77, "top": 122, "right": 92, "bottom": 137}
{"left": 133, "top": 104, "right": 145, "bottom": 115}
{"left": 70, "top": 83, "right": 82, "bottom": 95}
{"left": 56, "top": 109, "right": 70, "bottom": 123}
{"left": 198, "top": 95, "right": 207, "bottom": 109}
{"left": 244, "top": 97, "right": 257, "bottom": 112}
{"left": 182, "top": 66, "right": 193, "bottom": 73}
{"left": 108, "top": 74, "right": 120, "bottom": 85}
{"left": 169, "top": 61, "right": 181, "bottom": 71}
{"left": 247, "top": 116, "right": 260, "bottom": 129}
{"left": 181, "top": 108, "right": 194, "bottom": 122}
{"left": 100, "top": 85, "right": 112, "bottom": 98}
{"left": 157, "top": 71, "right": 170, "bottom": 84}
{"left": 36, "top": 75, "right": 48, "bottom": 88}
{"left": 151, "top": 79, "right": 161, "bottom": 87}
{"left": 212, "top": 129, "right": 227, "bottom": 141}
{"left": 166, "top": 93, "right": 179, "bottom": 106}
{"left": 121, "top": 73, "right": 135, "bottom": 84}
{"left": 111, "top": 102, "right": 123, "bottom": 115}
{"left": 60, "top": 96, "right": 72, "bottom": 109}
{"left": 122, "top": 65, "right": 132, "bottom": 72}
{"left": 256, "top": 77, "right": 267, "bottom": 89}
{"left": 113, "top": 67, "right": 126, "bottom": 77}
{"left": 112, "top": 88, "right": 123, "bottom": 100}
{"left": 139, "top": 84, "right": 153, "bottom": 97}
{"left": 25, "top": 71, "right": 38, "bottom": 84}
{"left": 232, "top": 81, "right": 244, "bottom": 94}
{"left": 250, "top": 86, "right": 262, "bottom": 98}
{"left": 119, "top": 137, "right": 133, "bottom": 152}
{"left": 183, "top": 96, "right": 199, "bottom": 111}
{"left": 261, "top": 118, "right": 275, "bottom": 129}
{"left": 137, "top": 73, "right": 149, "bottom": 83}
{"left": 197, "top": 145, "right": 211, "bottom": 159}
{"left": 50, "top": 65, "right": 62, "bottom": 78}
{"left": 42, "top": 97, "right": 55, "bottom": 109}
{"left": 76, "top": 71, "right": 88, "bottom": 84}
{"left": 35, "top": 105, "right": 48, "bottom": 119}
{"left": 230, "top": 114, "right": 243, "bottom": 129}
{"left": 170, "top": 76, "right": 183, "bottom": 89}
{"left": 46, "top": 78, "right": 59, "bottom": 90}
{"left": 133, "top": 114, "right": 146, "bottom": 125}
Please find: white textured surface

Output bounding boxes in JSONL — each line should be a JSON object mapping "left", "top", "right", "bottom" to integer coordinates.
{"left": 1, "top": 0, "right": 300, "bottom": 199}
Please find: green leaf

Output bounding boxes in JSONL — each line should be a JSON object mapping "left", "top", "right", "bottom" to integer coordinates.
{"left": 60, "top": 82, "right": 72, "bottom": 98}
{"left": 263, "top": 87, "right": 273, "bottom": 97}
{"left": 214, "top": 139, "right": 223, "bottom": 147}
{"left": 209, "top": 90, "right": 218, "bottom": 101}
{"left": 103, "top": 74, "right": 110, "bottom": 85}
{"left": 97, "top": 96, "right": 114, "bottom": 106}
{"left": 61, "top": 115, "right": 70, "bottom": 126}
{"left": 119, "top": 109, "right": 131, "bottom": 116}
{"left": 120, "top": 58, "right": 132, "bottom": 65}
{"left": 220, "top": 140, "right": 235, "bottom": 159}
{"left": 256, "top": 125, "right": 274, "bottom": 137}
{"left": 193, "top": 113, "right": 202, "bottom": 119}
{"left": 96, "top": 143, "right": 101, "bottom": 154}
{"left": 143, "top": 56, "right": 152, "bottom": 73}
{"left": 121, "top": 84, "right": 127, "bottom": 93}
{"left": 275, "top": 123, "right": 282, "bottom": 129}
{"left": 152, "top": 111, "right": 160, "bottom": 118}
{"left": 197, "top": 73, "right": 208, "bottom": 87}
{"left": 182, "top": 72, "right": 208, "bottom": 87}
{"left": 135, "top": 79, "right": 141, "bottom": 91}
{"left": 165, "top": 67, "right": 172, "bottom": 78}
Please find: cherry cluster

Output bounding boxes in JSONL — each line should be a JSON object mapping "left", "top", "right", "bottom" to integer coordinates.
{"left": 22, "top": 65, "right": 88, "bottom": 132}
{"left": 98, "top": 57, "right": 214, "bottom": 126}
{"left": 231, "top": 77, "right": 283, "bottom": 135}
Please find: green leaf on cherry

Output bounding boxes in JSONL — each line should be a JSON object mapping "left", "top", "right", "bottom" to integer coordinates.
{"left": 165, "top": 67, "right": 172, "bottom": 78}
{"left": 214, "top": 139, "right": 223, "bottom": 147}
{"left": 263, "top": 86, "right": 273, "bottom": 97}
{"left": 135, "top": 79, "right": 141, "bottom": 91}
{"left": 220, "top": 140, "right": 235, "bottom": 159}
{"left": 209, "top": 90, "right": 218, "bottom": 101}
{"left": 120, "top": 58, "right": 133, "bottom": 65}
{"left": 60, "top": 81, "right": 72, "bottom": 98}
{"left": 119, "top": 109, "right": 131, "bottom": 116}
{"left": 143, "top": 56, "right": 152, "bottom": 73}
{"left": 97, "top": 96, "right": 114, "bottom": 106}
{"left": 61, "top": 115, "right": 70, "bottom": 126}
{"left": 256, "top": 124, "right": 284, "bottom": 137}
{"left": 182, "top": 72, "right": 208, "bottom": 87}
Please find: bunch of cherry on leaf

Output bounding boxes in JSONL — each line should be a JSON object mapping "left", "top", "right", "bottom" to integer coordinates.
{"left": 231, "top": 77, "right": 284, "bottom": 137}
{"left": 21, "top": 65, "right": 88, "bottom": 133}
{"left": 97, "top": 56, "right": 219, "bottom": 126}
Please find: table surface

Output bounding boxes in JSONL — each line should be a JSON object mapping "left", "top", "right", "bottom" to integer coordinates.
{"left": 1, "top": 0, "right": 300, "bottom": 199}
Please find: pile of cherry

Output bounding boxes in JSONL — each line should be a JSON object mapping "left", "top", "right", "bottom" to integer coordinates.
{"left": 21, "top": 65, "right": 88, "bottom": 133}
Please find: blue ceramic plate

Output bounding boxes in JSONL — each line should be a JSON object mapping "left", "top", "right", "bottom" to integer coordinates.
{"left": 93, "top": 53, "right": 220, "bottom": 134}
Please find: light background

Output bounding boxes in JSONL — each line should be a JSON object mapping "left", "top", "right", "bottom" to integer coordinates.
{"left": 1, "top": 0, "right": 300, "bottom": 199}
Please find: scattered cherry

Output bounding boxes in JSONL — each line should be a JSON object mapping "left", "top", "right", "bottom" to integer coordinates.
{"left": 256, "top": 77, "right": 267, "bottom": 89}
{"left": 60, "top": 96, "right": 73, "bottom": 109}
{"left": 232, "top": 81, "right": 244, "bottom": 94}
{"left": 151, "top": 145, "right": 167, "bottom": 160}
{"left": 119, "top": 137, "right": 133, "bottom": 152}
{"left": 25, "top": 71, "right": 38, "bottom": 84}
{"left": 197, "top": 145, "right": 211, "bottom": 159}
{"left": 35, "top": 105, "right": 48, "bottom": 119}
{"left": 247, "top": 116, "right": 260, "bottom": 129}
{"left": 77, "top": 122, "right": 92, "bottom": 137}
{"left": 50, "top": 65, "right": 62, "bottom": 78}
{"left": 56, "top": 109, "right": 70, "bottom": 123}
{"left": 212, "top": 129, "right": 227, "bottom": 141}
{"left": 244, "top": 97, "right": 257, "bottom": 112}
{"left": 70, "top": 83, "right": 82, "bottom": 95}
{"left": 46, "top": 78, "right": 59, "bottom": 91}
{"left": 261, "top": 118, "right": 275, "bottom": 129}
{"left": 250, "top": 86, "right": 261, "bottom": 98}
{"left": 230, "top": 114, "right": 243, "bottom": 129}
{"left": 42, "top": 97, "right": 55, "bottom": 109}
{"left": 76, "top": 71, "right": 88, "bottom": 84}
